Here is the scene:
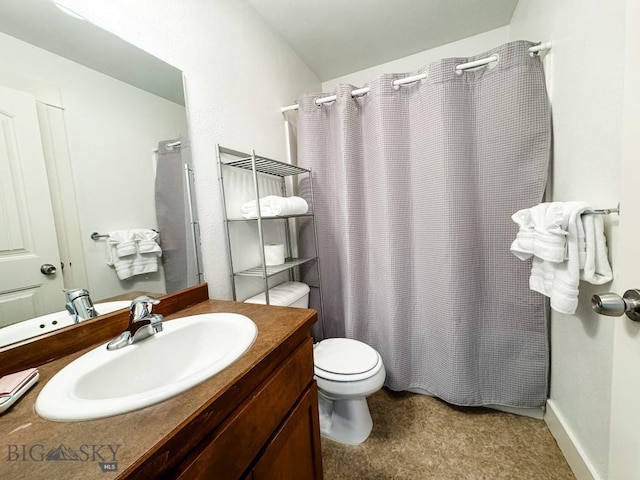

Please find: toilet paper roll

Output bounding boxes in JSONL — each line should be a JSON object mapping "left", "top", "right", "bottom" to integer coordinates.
{"left": 264, "top": 243, "right": 285, "bottom": 266}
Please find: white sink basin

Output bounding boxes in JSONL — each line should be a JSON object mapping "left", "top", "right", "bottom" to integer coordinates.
{"left": 0, "top": 301, "right": 131, "bottom": 348}
{"left": 35, "top": 313, "right": 257, "bottom": 422}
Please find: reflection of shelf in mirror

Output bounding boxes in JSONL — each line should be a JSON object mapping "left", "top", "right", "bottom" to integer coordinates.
{"left": 226, "top": 213, "right": 314, "bottom": 222}
{"left": 221, "top": 155, "right": 309, "bottom": 177}
{"left": 234, "top": 257, "right": 316, "bottom": 278}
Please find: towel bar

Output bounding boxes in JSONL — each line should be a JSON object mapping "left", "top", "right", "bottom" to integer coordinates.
{"left": 582, "top": 203, "right": 620, "bottom": 215}
{"left": 91, "top": 230, "right": 158, "bottom": 241}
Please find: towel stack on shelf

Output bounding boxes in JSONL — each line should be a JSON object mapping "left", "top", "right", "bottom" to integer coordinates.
{"left": 510, "top": 202, "right": 613, "bottom": 314}
{"left": 105, "top": 229, "right": 162, "bottom": 280}
{"left": 241, "top": 195, "right": 308, "bottom": 218}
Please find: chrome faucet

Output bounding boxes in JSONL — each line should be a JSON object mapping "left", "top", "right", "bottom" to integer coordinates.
{"left": 106, "top": 296, "right": 164, "bottom": 350}
{"left": 65, "top": 289, "right": 98, "bottom": 323}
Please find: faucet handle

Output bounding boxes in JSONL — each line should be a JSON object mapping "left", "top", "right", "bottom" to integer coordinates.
{"left": 130, "top": 295, "right": 160, "bottom": 322}
{"left": 64, "top": 288, "right": 90, "bottom": 303}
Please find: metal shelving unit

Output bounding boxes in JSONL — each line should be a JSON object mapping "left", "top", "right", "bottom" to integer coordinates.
{"left": 216, "top": 144, "right": 324, "bottom": 311}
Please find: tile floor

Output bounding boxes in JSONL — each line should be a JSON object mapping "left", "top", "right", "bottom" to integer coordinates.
{"left": 321, "top": 389, "right": 575, "bottom": 479}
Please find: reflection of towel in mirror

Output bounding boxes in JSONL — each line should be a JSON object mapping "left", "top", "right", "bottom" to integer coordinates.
{"left": 106, "top": 229, "right": 162, "bottom": 280}
{"left": 241, "top": 195, "right": 308, "bottom": 218}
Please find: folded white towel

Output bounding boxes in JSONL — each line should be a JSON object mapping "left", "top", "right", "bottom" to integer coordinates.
{"left": 528, "top": 202, "right": 589, "bottom": 314}
{"left": 512, "top": 202, "right": 613, "bottom": 315}
{"left": 510, "top": 203, "right": 567, "bottom": 262}
{"left": 116, "top": 240, "right": 137, "bottom": 258}
{"left": 106, "top": 229, "right": 162, "bottom": 280}
{"left": 241, "top": 195, "right": 308, "bottom": 218}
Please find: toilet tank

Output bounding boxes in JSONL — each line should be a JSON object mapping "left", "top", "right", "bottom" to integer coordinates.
{"left": 244, "top": 281, "right": 310, "bottom": 308}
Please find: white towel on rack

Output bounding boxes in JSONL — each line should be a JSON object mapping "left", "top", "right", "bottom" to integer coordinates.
{"left": 527, "top": 202, "right": 590, "bottom": 314}
{"left": 241, "top": 195, "right": 308, "bottom": 218}
{"left": 512, "top": 202, "right": 613, "bottom": 315}
{"left": 580, "top": 214, "right": 613, "bottom": 285}
{"left": 106, "top": 229, "right": 162, "bottom": 280}
{"left": 510, "top": 203, "right": 568, "bottom": 262}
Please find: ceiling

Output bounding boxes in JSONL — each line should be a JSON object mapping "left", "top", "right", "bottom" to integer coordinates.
{"left": 0, "top": 0, "right": 519, "bottom": 99}
{"left": 247, "top": 0, "right": 519, "bottom": 81}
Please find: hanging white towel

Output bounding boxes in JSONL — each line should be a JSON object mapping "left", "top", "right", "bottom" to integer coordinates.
{"left": 580, "top": 214, "right": 613, "bottom": 285}
{"left": 106, "top": 229, "right": 162, "bottom": 280}
{"left": 510, "top": 203, "right": 568, "bottom": 262}
{"left": 511, "top": 202, "right": 613, "bottom": 315}
{"left": 241, "top": 195, "right": 308, "bottom": 218}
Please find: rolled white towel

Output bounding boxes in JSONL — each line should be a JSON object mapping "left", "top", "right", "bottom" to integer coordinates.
{"left": 241, "top": 195, "right": 308, "bottom": 218}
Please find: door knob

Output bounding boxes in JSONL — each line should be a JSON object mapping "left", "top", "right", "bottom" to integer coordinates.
{"left": 592, "top": 289, "right": 640, "bottom": 321}
{"left": 40, "top": 264, "right": 57, "bottom": 275}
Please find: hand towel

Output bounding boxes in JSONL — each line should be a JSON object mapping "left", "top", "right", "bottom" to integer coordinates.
{"left": 580, "top": 214, "right": 613, "bottom": 285}
{"left": 527, "top": 202, "right": 591, "bottom": 314}
{"left": 241, "top": 195, "right": 308, "bottom": 218}
{"left": 510, "top": 203, "right": 567, "bottom": 262}
{"left": 106, "top": 230, "right": 135, "bottom": 267}
{"left": 513, "top": 202, "right": 614, "bottom": 315}
{"left": 106, "top": 229, "right": 162, "bottom": 280}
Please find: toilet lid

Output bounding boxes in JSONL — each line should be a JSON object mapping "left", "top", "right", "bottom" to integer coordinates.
{"left": 314, "top": 338, "right": 380, "bottom": 375}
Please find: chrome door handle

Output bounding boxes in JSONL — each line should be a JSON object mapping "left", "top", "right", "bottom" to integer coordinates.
{"left": 592, "top": 289, "right": 640, "bottom": 321}
{"left": 40, "top": 264, "right": 57, "bottom": 275}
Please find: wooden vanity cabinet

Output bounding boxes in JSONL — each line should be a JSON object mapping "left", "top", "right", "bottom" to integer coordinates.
{"left": 152, "top": 335, "right": 322, "bottom": 480}
{"left": 250, "top": 384, "right": 322, "bottom": 479}
{"left": 0, "top": 287, "right": 322, "bottom": 480}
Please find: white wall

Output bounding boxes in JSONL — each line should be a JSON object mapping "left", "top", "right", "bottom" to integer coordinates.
{"left": 0, "top": 31, "right": 188, "bottom": 300}
{"left": 322, "top": 27, "right": 509, "bottom": 91}
{"left": 510, "top": 1, "right": 625, "bottom": 478}
{"left": 57, "top": 0, "right": 321, "bottom": 301}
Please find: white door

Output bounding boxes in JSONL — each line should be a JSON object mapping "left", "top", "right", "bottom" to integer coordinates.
{"left": 608, "top": 0, "right": 640, "bottom": 477}
{"left": 0, "top": 85, "right": 64, "bottom": 328}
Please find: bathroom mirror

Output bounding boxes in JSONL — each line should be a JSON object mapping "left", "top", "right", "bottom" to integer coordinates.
{"left": 0, "top": 0, "right": 201, "bottom": 347}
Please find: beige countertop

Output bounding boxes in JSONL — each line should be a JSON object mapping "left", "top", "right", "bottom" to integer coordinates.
{"left": 0, "top": 299, "right": 316, "bottom": 480}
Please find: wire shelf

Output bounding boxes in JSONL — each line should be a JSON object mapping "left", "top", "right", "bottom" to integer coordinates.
{"left": 226, "top": 213, "right": 314, "bottom": 222}
{"left": 221, "top": 155, "right": 309, "bottom": 177}
{"left": 234, "top": 257, "right": 316, "bottom": 278}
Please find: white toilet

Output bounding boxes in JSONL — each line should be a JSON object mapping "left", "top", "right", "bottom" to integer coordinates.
{"left": 245, "top": 281, "right": 386, "bottom": 445}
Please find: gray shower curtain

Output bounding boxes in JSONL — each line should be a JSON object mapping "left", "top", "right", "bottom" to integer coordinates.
{"left": 297, "top": 41, "right": 551, "bottom": 407}
{"left": 155, "top": 136, "right": 202, "bottom": 293}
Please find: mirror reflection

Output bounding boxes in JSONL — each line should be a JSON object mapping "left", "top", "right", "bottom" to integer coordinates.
{"left": 0, "top": 0, "right": 201, "bottom": 347}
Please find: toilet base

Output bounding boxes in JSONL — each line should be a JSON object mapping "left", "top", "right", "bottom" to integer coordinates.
{"left": 317, "top": 391, "right": 373, "bottom": 445}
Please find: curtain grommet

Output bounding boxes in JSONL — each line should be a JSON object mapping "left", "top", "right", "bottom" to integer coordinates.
{"left": 487, "top": 53, "right": 500, "bottom": 69}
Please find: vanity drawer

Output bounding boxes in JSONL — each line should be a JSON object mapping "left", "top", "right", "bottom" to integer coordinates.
{"left": 175, "top": 336, "right": 314, "bottom": 480}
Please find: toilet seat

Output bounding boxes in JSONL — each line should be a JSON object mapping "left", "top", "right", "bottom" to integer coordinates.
{"left": 314, "top": 338, "right": 383, "bottom": 382}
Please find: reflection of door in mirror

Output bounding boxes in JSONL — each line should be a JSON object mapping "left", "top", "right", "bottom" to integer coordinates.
{"left": 0, "top": 85, "right": 65, "bottom": 327}
{"left": 0, "top": 12, "right": 190, "bottom": 346}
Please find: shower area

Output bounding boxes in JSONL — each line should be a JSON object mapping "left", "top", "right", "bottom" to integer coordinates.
{"left": 286, "top": 40, "right": 551, "bottom": 409}
{"left": 155, "top": 136, "right": 204, "bottom": 293}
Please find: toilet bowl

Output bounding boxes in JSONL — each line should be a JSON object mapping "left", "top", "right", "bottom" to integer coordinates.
{"left": 313, "top": 338, "right": 385, "bottom": 445}
{"left": 246, "top": 282, "right": 386, "bottom": 445}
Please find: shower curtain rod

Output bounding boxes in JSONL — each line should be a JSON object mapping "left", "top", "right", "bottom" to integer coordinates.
{"left": 152, "top": 140, "right": 181, "bottom": 153}
{"left": 281, "top": 42, "right": 552, "bottom": 113}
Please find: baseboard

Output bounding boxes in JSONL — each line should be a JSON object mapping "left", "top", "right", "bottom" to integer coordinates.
{"left": 544, "top": 400, "right": 599, "bottom": 480}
